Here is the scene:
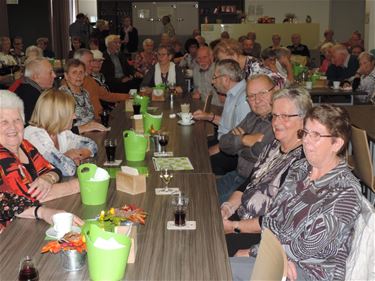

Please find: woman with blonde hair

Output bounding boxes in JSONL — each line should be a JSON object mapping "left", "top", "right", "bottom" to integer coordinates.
{"left": 24, "top": 89, "right": 97, "bottom": 176}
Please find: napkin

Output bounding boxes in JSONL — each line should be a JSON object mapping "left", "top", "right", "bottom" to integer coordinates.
{"left": 94, "top": 237, "right": 125, "bottom": 249}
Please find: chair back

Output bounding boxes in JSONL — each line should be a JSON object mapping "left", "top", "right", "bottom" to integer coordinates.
{"left": 350, "top": 125, "right": 375, "bottom": 192}
{"left": 250, "top": 228, "right": 287, "bottom": 281}
{"left": 203, "top": 93, "right": 213, "bottom": 113}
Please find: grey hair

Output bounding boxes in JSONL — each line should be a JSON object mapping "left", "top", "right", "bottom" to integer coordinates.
{"left": 0, "top": 90, "right": 25, "bottom": 122}
{"left": 25, "top": 45, "right": 43, "bottom": 58}
{"left": 248, "top": 74, "right": 275, "bottom": 87}
{"left": 142, "top": 38, "right": 154, "bottom": 47}
{"left": 358, "top": 52, "right": 374, "bottom": 63}
{"left": 73, "top": 48, "right": 93, "bottom": 60}
{"left": 24, "top": 57, "right": 49, "bottom": 78}
{"left": 273, "top": 87, "right": 312, "bottom": 117}
{"left": 215, "top": 59, "right": 243, "bottom": 82}
{"left": 331, "top": 44, "right": 349, "bottom": 55}
{"left": 274, "top": 47, "right": 291, "bottom": 59}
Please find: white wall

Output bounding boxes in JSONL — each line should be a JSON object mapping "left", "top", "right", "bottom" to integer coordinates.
{"left": 244, "top": 0, "right": 330, "bottom": 42}
{"left": 78, "top": 0, "right": 97, "bottom": 21}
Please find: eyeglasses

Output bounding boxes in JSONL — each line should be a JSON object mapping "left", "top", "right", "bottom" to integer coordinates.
{"left": 212, "top": 74, "right": 225, "bottom": 80}
{"left": 297, "top": 129, "right": 333, "bottom": 141}
{"left": 272, "top": 113, "right": 301, "bottom": 121}
{"left": 247, "top": 85, "right": 276, "bottom": 101}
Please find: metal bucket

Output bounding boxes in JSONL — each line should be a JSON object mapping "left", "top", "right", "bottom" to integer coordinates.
{"left": 60, "top": 250, "right": 87, "bottom": 271}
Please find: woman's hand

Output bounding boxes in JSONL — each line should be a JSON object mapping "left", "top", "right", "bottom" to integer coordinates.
{"left": 64, "top": 149, "right": 84, "bottom": 165}
{"left": 287, "top": 261, "right": 298, "bottom": 281}
{"left": 78, "top": 121, "right": 109, "bottom": 133}
{"left": 223, "top": 219, "right": 235, "bottom": 234}
{"left": 175, "top": 86, "right": 183, "bottom": 95}
{"left": 28, "top": 177, "right": 53, "bottom": 201}
{"left": 38, "top": 207, "right": 84, "bottom": 226}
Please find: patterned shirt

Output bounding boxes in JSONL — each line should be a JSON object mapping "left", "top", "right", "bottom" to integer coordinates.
{"left": 134, "top": 51, "right": 158, "bottom": 75}
{"left": 59, "top": 85, "right": 95, "bottom": 126}
{"left": 24, "top": 126, "right": 97, "bottom": 176}
{"left": 357, "top": 67, "right": 375, "bottom": 103}
{"left": 237, "top": 140, "right": 304, "bottom": 219}
{"left": 192, "top": 63, "right": 221, "bottom": 106}
{"left": 264, "top": 159, "right": 361, "bottom": 281}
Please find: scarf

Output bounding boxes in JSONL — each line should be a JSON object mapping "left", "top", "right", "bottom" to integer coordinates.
{"left": 154, "top": 62, "right": 176, "bottom": 86}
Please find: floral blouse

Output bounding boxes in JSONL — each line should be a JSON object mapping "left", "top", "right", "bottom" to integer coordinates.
{"left": 0, "top": 192, "right": 40, "bottom": 234}
{"left": 133, "top": 51, "right": 157, "bottom": 75}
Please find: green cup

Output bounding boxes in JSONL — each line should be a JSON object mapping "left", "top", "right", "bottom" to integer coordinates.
{"left": 77, "top": 164, "right": 110, "bottom": 205}
{"left": 85, "top": 224, "right": 131, "bottom": 281}
{"left": 143, "top": 112, "right": 162, "bottom": 134}
{"left": 134, "top": 95, "right": 150, "bottom": 114}
{"left": 123, "top": 130, "right": 148, "bottom": 162}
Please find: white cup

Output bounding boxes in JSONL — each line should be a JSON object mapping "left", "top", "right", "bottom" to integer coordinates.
{"left": 129, "top": 89, "right": 137, "bottom": 96}
{"left": 52, "top": 212, "right": 73, "bottom": 239}
{"left": 181, "top": 112, "right": 193, "bottom": 124}
{"left": 333, "top": 81, "right": 340, "bottom": 89}
{"left": 180, "top": 103, "right": 190, "bottom": 113}
{"left": 305, "top": 81, "right": 312, "bottom": 90}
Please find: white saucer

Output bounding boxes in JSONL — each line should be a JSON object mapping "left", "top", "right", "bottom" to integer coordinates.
{"left": 46, "top": 226, "right": 81, "bottom": 239}
{"left": 155, "top": 187, "right": 180, "bottom": 195}
{"left": 178, "top": 120, "right": 195, "bottom": 126}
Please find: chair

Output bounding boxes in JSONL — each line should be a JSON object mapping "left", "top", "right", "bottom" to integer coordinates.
{"left": 350, "top": 125, "right": 375, "bottom": 194}
{"left": 203, "top": 93, "right": 213, "bottom": 113}
{"left": 250, "top": 228, "right": 288, "bottom": 281}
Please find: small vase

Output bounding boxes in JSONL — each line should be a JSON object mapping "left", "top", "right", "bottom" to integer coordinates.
{"left": 60, "top": 250, "right": 87, "bottom": 271}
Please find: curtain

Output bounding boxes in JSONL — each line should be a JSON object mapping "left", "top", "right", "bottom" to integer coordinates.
{"left": 50, "top": 0, "right": 71, "bottom": 59}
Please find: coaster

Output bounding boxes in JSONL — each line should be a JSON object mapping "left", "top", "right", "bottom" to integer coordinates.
{"left": 155, "top": 187, "right": 180, "bottom": 195}
{"left": 154, "top": 151, "right": 174, "bottom": 157}
{"left": 167, "top": 221, "right": 196, "bottom": 230}
{"left": 103, "top": 160, "right": 122, "bottom": 166}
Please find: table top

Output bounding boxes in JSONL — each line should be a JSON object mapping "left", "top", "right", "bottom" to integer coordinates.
{"left": 309, "top": 87, "right": 367, "bottom": 96}
{"left": 0, "top": 96, "right": 231, "bottom": 280}
{"left": 342, "top": 105, "right": 375, "bottom": 142}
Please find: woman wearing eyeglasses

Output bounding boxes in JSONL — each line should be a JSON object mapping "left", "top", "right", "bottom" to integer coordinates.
{"left": 221, "top": 87, "right": 312, "bottom": 256}
{"left": 232, "top": 104, "right": 362, "bottom": 281}
{"left": 140, "top": 45, "right": 186, "bottom": 95}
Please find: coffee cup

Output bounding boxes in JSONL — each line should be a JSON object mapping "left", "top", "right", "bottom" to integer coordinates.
{"left": 181, "top": 112, "right": 193, "bottom": 124}
{"left": 333, "top": 81, "right": 340, "bottom": 89}
{"left": 180, "top": 103, "right": 190, "bottom": 113}
{"left": 305, "top": 81, "right": 312, "bottom": 90}
{"left": 52, "top": 212, "right": 73, "bottom": 239}
{"left": 129, "top": 89, "right": 137, "bottom": 96}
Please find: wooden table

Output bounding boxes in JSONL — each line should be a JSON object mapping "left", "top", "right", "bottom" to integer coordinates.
{"left": 0, "top": 97, "right": 232, "bottom": 280}
{"left": 309, "top": 88, "right": 367, "bottom": 105}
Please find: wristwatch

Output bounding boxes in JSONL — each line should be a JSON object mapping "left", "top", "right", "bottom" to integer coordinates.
{"left": 233, "top": 221, "right": 241, "bottom": 234}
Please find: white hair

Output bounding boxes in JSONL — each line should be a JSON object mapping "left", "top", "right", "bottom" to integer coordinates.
{"left": 0, "top": 90, "right": 25, "bottom": 122}
{"left": 105, "top": 35, "right": 120, "bottom": 47}
{"left": 24, "top": 57, "right": 48, "bottom": 78}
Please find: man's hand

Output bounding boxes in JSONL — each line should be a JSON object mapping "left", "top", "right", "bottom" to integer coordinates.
{"left": 192, "top": 90, "right": 201, "bottom": 99}
{"left": 193, "top": 110, "right": 211, "bottom": 121}
{"left": 241, "top": 133, "right": 264, "bottom": 147}
{"left": 231, "top": 127, "right": 245, "bottom": 136}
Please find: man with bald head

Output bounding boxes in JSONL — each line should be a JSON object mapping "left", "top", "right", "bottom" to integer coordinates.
{"left": 15, "top": 57, "right": 56, "bottom": 123}
{"left": 192, "top": 46, "right": 221, "bottom": 106}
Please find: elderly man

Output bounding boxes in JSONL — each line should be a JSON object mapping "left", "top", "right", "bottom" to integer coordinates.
{"left": 193, "top": 59, "right": 250, "bottom": 155}
{"left": 287, "top": 33, "right": 310, "bottom": 58}
{"left": 73, "top": 48, "right": 128, "bottom": 118}
{"left": 101, "top": 35, "right": 141, "bottom": 93}
{"left": 352, "top": 52, "right": 375, "bottom": 103}
{"left": 14, "top": 58, "right": 56, "bottom": 123}
{"left": 241, "top": 38, "right": 256, "bottom": 57}
{"left": 246, "top": 32, "right": 262, "bottom": 58}
{"left": 326, "top": 44, "right": 359, "bottom": 82}
{"left": 269, "top": 34, "right": 282, "bottom": 49}
{"left": 215, "top": 74, "right": 276, "bottom": 203}
{"left": 192, "top": 46, "right": 221, "bottom": 106}
{"left": 10, "top": 36, "right": 25, "bottom": 66}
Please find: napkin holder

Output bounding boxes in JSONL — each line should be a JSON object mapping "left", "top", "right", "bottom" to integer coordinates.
{"left": 151, "top": 87, "right": 165, "bottom": 101}
{"left": 313, "top": 79, "right": 328, "bottom": 88}
{"left": 116, "top": 171, "right": 146, "bottom": 195}
{"left": 125, "top": 99, "right": 134, "bottom": 112}
{"left": 114, "top": 225, "right": 137, "bottom": 263}
{"left": 132, "top": 115, "right": 144, "bottom": 134}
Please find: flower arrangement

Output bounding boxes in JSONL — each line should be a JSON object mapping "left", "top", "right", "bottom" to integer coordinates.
{"left": 99, "top": 204, "right": 147, "bottom": 226}
{"left": 41, "top": 232, "right": 86, "bottom": 254}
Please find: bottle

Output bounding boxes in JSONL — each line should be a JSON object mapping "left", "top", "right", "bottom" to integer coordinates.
{"left": 18, "top": 256, "right": 39, "bottom": 281}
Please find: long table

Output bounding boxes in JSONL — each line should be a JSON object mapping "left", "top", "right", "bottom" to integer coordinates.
{"left": 0, "top": 97, "right": 232, "bottom": 280}
{"left": 309, "top": 88, "right": 367, "bottom": 105}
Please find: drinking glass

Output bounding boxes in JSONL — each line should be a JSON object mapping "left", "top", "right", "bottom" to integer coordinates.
{"left": 18, "top": 256, "right": 39, "bottom": 281}
{"left": 100, "top": 110, "right": 110, "bottom": 127}
{"left": 104, "top": 138, "right": 117, "bottom": 163}
{"left": 168, "top": 82, "right": 176, "bottom": 96}
{"left": 158, "top": 132, "right": 169, "bottom": 154}
{"left": 171, "top": 193, "right": 189, "bottom": 226}
{"left": 160, "top": 166, "right": 173, "bottom": 192}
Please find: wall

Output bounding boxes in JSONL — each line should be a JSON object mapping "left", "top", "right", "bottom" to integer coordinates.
{"left": 7, "top": 0, "right": 51, "bottom": 48}
{"left": 78, "top": 0, "right": 97, "bottom": 21}
{"left": 244, "top": 0, "right": 330, "bottom": 44}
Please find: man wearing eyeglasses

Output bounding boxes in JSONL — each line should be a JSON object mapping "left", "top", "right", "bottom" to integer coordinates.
{"left": 215, "top": 74, "right": 277, "bottom": 204}
{"left": 193, "top": 59, "right": 250, "bottom": 155}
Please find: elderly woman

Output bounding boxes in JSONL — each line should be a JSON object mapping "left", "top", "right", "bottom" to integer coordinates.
{"left": 319, "top": 42, "right": 334, "bottom": 73}
{"left": 352, "top": 52, "right": 375, "bottom": 103}
{"left": 24, "top": 89, "right": 97, "bottom": 176}
{"left": 221, "top": 87, "right": 312, "bottom": 256}
{"left": 0, "top": 90, "right": 80, "bottom": 202}
{"left": 140, "top": 45, "right": 186, "bottom": 94}
{"left": 231, "top": 105, "right": 362, "bottom": 281}
{"left": 60, "top": 59, "right": 95, "bottom": 126}
{"left": 214, "top": 39, "right": 285, "bottom": 88}
{"left": 134, "top": 38, "right": 158, "bottom": 76}
{"left": 0, "top": 36, "right": 18, "bottom": 87}
{"left": 262, "top": 48, "right": 294, "bottom": 86}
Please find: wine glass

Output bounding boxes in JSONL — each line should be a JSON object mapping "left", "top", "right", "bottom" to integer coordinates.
{"left": 158, "top": 132, "right": 169, "bottom": 154}
{"left": 18, "top": 256, "right": 39, "bottom": 281}
{"left": 160, "top": 166, "right": 173, "bottom": 192}
{"left": 168, "top": 82, "right": 176, "bottom": 96}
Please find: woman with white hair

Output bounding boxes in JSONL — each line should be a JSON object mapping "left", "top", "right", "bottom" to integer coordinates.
{"left": 134, "top": 38, "right": 157, "bottom": 76}
{"left": 0, "top": 90, "right": 82, "bottom": 233}
{"left": 24, "top": 89, "right": 97, "bottom": 176}
{"left": 352, "top": 52, "right": 375, "bottom": 103}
